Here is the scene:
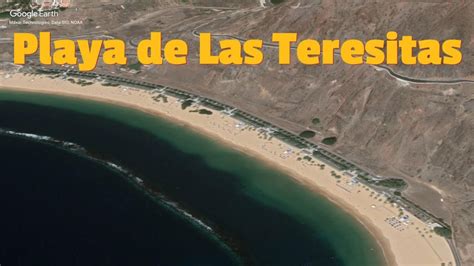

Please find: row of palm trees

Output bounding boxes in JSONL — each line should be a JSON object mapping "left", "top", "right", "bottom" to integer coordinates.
{"left": 34, "top": 66, "right": 451, "bottom": 232}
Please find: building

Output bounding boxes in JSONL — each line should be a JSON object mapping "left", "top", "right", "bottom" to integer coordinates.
{"left": 34, "top": 0, "right": 70, "bottom": 10}
{"left": 59, "top": 0, "right": 70, "bottom": 8}
{"left": 53, "top": 0, "right": 70, "bottom": 8}
{"left": 41, "top": 0, "right": 53, "bottom": 9}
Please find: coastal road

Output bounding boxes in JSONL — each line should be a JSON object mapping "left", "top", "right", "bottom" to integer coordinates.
{"left": 448, "top": 239, "right": 463, "bottom": 266}
{"left": 190, "top": 30, "right": 474, "bottom": 85}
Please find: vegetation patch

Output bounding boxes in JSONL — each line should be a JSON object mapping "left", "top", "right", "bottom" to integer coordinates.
{"left": 311, "top": 117, "right": 320, "bottom": 125}
{"left": 434, "top": 226, "right": 452, "bottom": 239}
{"left": 299, "top": 130, "right": 316, "bottom": 138}
{"left": 358, "top": 174, "right": 374, "bottom": 183}
{"left": 322, "top": 136, "right": 337, "bottom": 145}
{"left": 198, "top": 109, "right": 213, "bottom": 115}
{"left": 271, "top": 0, "right": 285, "bottom": 4}
{"left": 181, "top": 99, "right": 194, "bottom": 110}
{"left": 190, "top": 109, "right": 213, "bottom": 115}
{"left": 330, "top": 171, "right": 341, "bottom": 179}
{"left": 152, "top": 95, "right": 168, "bottom": 103}
{"left": 68, "top": 79, "right": 94, "bottom": 86}
{"left": 127, "top": 62, "right": 142, "bottom": 71}
{"left": 0, "top": 11, "right": 10, "bottom": 18}
{"left": 202, "top": 102, "right": 225, "bottom": 111}
{"left": 375, "top": 178, "right": 407, "bottom": 189}
{"left": 102, "top": 82, "right": 120, "bottom": 87}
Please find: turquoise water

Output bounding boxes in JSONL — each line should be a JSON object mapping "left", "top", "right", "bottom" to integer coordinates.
{"left": 0, "top": 90, "right": 385, "bottom": 265}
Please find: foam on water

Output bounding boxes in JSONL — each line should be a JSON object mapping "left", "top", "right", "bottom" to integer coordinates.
{"left": 0, "top": 128, "right": 217, "bottom": 235}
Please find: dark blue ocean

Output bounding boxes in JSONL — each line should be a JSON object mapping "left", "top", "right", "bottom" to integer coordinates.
{"left": 0, "top": 91, "right": 385, "bottom": 266}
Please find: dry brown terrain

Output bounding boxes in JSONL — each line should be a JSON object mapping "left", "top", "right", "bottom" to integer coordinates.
{"left": 0, "top": 0, "right": 473, "bottom": 264}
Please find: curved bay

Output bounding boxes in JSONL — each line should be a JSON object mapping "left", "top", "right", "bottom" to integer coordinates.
{"left": 0, "top": 90, "right": 384, "bottom": 266}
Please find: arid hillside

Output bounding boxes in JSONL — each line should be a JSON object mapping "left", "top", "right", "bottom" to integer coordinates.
{"left": 0, "top": 0, "right": 472, "bottom": 263}
{"left": 113, "top": 1, "right": 474, "bottom": 262}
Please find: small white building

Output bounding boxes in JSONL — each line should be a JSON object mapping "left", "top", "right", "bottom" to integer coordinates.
{"left": 343, "top": 170, "right": 358, "bottom": 179}
{"left": 34, "top": 0, "right": 70, "bottom": 10}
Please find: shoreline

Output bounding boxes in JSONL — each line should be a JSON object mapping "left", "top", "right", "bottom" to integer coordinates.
{"left": 0, "top": 72, "right": 456, "bottom": 266}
